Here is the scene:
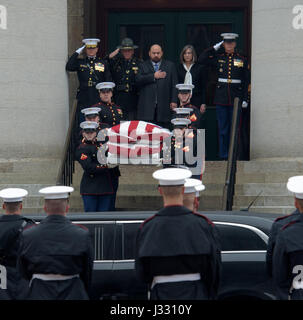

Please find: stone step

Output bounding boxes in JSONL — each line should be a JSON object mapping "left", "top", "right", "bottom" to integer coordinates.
{"left": 232, "top": 205, "right": 295, "bottom": 215}
{"left": 233, "top": 195, "right": 294, "bottom": 207}
{"left": 235, "top": 183, "right": 291, "bottom": 196}
{"left": 0, "top": 184, "right": 51, "bottom": 193}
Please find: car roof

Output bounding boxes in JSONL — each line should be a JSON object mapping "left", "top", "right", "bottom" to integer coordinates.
{"left": 25, "top": 210, "right": 276, "bottom": 234}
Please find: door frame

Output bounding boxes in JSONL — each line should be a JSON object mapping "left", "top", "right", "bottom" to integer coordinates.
{"left": 96, "top": 0, "right": 251, "bottom": 60}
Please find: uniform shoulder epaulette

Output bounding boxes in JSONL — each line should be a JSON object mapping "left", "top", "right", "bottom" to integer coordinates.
{"left": 140, "top": 214, "right": 156, "bottom": 229}
{"left": 192, "top": 212, "right": 214, "bottom": 226}
{"left": 282, "top": 220, "right": 300, "bottom": 230}
{"left": 73, "top": 223, "right": 89, "bottom": 231}
{"left": 91, "top": 102, "right": 103, "bottom": 108}
{"left": 274, "top": 214, "right": 292, "bottom": 222}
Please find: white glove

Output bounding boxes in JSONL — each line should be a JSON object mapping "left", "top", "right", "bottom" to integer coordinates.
{"left": 76, "top": 45, "right": 86, "bottom": 54}
{"left": 242, "top": 101, "right": 248, "bottom": 108}
{"left": 213, "top": 41, "right": 224, "bottom": 51}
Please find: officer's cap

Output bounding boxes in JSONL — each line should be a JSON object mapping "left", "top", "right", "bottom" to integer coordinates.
{"left": 287, "top": 176, "right": 303, "bottom": 199}
{"left": 184, "top": 179, "right": 205, "bottom": 194}
{"left": 39, "top": 186, "right": 74, "bottom": 200}
{"left": 195, "top": 183, "right": 206, "bottom": 197}
{"left": 80, "top": 121, "right": 99, "bottom": 130}
{"left": 173, "top": 107, "right": 193, "bottom": 115}
{"left": 117, "top": 38, "right": 138, "bottom": 50}
{"left": 221, "top": 33, "right": 239, "bottom": 42}
{"left": 0, "top": 188, "right": 28, "bottom": 202}
{"left": 81, "top": 107, "right": 101, "bottom": 117}
{"left": 153, "top": 168, "right": 192, "bottom": 186}
{"left": 96, "top": 82, "right": 116, "bottom": 91}
{"left": 176, "top": 84, "right": 195, "bottom": 92}
{"left": 171, "top": 118, "right": 191, "bottom": 127}
{"left": 82, "top": 38, "right": 100, "bottom": 48}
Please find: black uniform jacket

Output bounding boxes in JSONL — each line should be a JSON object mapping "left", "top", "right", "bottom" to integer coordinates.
{"left": 176, "top": 63, "right": 207, "bottom": 107}
{"left": 0, "top": 214, "right": 35, "bottom": 300}
{"left": 92, "top": 101, "right": 124, "bottom": 128}
{"left": 266, "top": 209, "right": 300, "bottom": 277}
{"left": 273, "top": 213, "right": 303, "bottom": 300}
{"left": 75, "top": 140, "right": 120, "bottom": 195}
{"left": 135, "top": 205, "right": 221, "bottom": 299}
{"left": 66, "top": 52, "right": 112, "bottom": 107}
{"left": 17, "top": 215, "right": 94, "bottom": 300}
{"left": 105, "top": 53, "right": 142, "bottom": 112}
{"left": 136, "top": 59, "right": 178, "bottom": 122}
{"left": 198, "top": 47, "right": 250, "bottom": 106}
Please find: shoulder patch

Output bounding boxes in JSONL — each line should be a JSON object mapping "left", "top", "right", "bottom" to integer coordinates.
{"left": 80, "top": 153, "right": 88, "bottom": 161}
{"left": 192, "top": 212, "right": 214, "bottom": 226}
{"left": 282, "top": 220, "right": 299, "bottom": 230}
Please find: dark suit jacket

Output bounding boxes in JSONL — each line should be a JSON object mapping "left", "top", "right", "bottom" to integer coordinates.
{"left": 136, "top": 59, "right": 178, "bottom": 122}
{"left": 177, "top": 63, "right": 207, "bottom": 107}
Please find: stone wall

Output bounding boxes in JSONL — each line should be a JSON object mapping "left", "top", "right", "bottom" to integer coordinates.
{"left": 0, "top": 0, "right": 69, "bottom": 159}
{"left": 250, "top": 0, "right": 303, "bottom": 158}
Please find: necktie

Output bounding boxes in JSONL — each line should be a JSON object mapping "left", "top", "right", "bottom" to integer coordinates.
{"left": 154, "top": 63, "right": 159, "bottom": 72}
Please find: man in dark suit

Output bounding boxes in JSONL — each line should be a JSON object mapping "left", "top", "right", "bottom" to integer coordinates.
{"left": 136, "top": 44, "right": 178, "bottom": 129}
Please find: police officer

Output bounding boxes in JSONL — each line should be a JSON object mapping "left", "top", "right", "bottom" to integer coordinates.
{"left": 75, "top": 121, "right": 120, "bottom": 212}
{"left": 106, "top": 38, "right": 142, "bottom": 120}
{"left": 176, "top": 83, "right": 201, "bottom": 130}
{"left": 66, "top": 38, "right": 112, "bottom": 123}
{"left": 0, "top": 188, "right": 34, "bottom": 300}
{"left": 92, "top": 82, "right": 124, "bottom": 128}
{"left": 198, "top": 33, "right": 250, "bottom": 160}
{"left": 273, "top": 176, "right": 303, "bottom": 300}
{"left": 135, "top": 168, "right": 221, "bottom": 300}
{"left": 17, "top": 186, "right": 93, "bottom": 300}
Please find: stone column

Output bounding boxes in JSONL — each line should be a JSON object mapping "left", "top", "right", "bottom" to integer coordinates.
{"left": 251, "top": 0, "right": 303, "bottom": 158}
{"left": 0, "top": 0, "right": 69, "bottom": 159}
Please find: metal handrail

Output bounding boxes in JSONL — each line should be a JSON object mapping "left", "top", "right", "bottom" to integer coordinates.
{"left": 56, "top": 100, "right": 78, "bottom": 186}
{"left": 222, "top": 97, "right": 241, "bottom": 210}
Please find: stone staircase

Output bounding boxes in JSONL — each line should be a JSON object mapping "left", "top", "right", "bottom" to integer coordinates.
{"left": 70, "top": 161, "right": 227, "bottom": 212}
{"left": 0, "top": 158, "right": 60, "bottom": 214}
{"left": 0, "top": 157, "right": 300, "bottom": 215}
{"left": 232, "top": 158, "right": 303, "bottom": 214}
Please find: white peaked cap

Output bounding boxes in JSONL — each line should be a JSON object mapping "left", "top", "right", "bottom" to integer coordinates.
{"left": 176, "top": 83, "right": 195, "bottom": 91}
{"left": 221, "top": 33, "right": 239, "bottom": 40}
{"left": 39, "top": 186, "right": 74, "bottom": 200}
{"left": 184, "top": 178, "right": 205, "bottom": 194}
{"left": 96, "top": 82, "right": 116, "bottom": 90}
{"left": 287, "top": 176, "right": 303, "bottom": 199}
{"left": 80, "top": 121, "right": 99, "bottom": 130}
{"left": 81, "top": 107, "right": 101, "bottom": 116}
{"left": 82, "top": 38, "right": 100, "bottom": 47}
{"left": 171, "top": 118, "right": 191, "bottom": 126}
{"left": 153, "top": 168, "right": 192, "bottom": 186}
{"left": 174, "top": 108, "right": 193, "bottom": 115}
{"left": 0, "top": 188, "right": 28, "bottom": 202}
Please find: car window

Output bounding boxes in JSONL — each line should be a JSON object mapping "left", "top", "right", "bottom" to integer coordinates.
{"left": 215, "top": 224, "right": 267, "bottom": 251}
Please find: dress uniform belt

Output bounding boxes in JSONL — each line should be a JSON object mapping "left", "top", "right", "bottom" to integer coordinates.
{"left": 151, "top": 273, "right": 201, "bottom": 289}
{"left": 218, "top": 78, "right": 242, "bottom": 84}
{"left": 30, "top": 273, "right": 79, "bottom": 286}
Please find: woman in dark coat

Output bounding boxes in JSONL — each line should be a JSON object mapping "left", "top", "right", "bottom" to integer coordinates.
{"left": 177, "top": 45, "right": 207, "bottom": 116}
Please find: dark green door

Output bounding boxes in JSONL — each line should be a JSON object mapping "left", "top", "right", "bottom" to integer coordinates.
{"left": 108, "top": 11, "right": 244, "bottom": 160}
